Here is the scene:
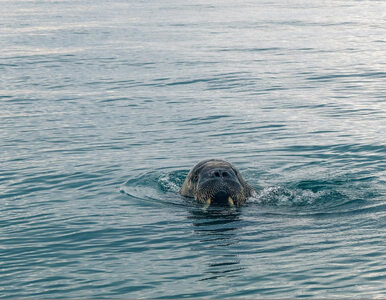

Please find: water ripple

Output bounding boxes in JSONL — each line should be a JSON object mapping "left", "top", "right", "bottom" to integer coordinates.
{"left": 1, "top": 0, "right": 385, "bottom": 298}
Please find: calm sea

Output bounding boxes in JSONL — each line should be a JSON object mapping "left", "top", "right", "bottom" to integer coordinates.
{"left": 1, "top": 0, "right": 385, "bottom": 298}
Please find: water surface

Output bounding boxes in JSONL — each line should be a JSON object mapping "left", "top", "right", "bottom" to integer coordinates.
{"left": 1, "top": 0, "right": 385, "bottom": 298}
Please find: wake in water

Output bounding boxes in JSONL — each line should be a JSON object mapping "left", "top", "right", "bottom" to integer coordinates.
{"left": 120, "top": 169, "right": 381, "bottom": 214}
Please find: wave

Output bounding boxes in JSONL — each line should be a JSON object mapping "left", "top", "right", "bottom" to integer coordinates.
{"left": 120, "top": 169, "right": 382, "bottom": 214}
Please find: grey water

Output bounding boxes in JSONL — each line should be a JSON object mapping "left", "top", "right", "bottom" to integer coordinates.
{"left": 1, "top": 0, "right": 385, "bottom": 298}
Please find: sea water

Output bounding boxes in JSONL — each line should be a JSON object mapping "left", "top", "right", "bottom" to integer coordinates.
{"left": 1, "top": 0, "right": 385, "bottom": 298}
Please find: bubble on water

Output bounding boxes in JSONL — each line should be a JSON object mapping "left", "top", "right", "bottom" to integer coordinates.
{"left": 158, "top": 170, "right": 187, "bottom": 193}
{"left": 249, "top": 186, "right": 329, "bottom": 207}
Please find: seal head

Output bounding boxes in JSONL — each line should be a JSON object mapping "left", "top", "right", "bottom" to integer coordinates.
{"left": 180, "top": 159, "right": 254, "bottom": 207}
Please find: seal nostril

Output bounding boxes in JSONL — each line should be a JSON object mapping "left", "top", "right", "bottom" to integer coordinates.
{"left": 214, "top": 171, "right": 220, "bottom": 177}
{"left": 222, "top": 171, "right": 229, "bottom": 177}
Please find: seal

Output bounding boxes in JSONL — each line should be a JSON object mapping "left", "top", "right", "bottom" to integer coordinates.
{"left": 180, "top": 159, "right": 254, "bottom": 207}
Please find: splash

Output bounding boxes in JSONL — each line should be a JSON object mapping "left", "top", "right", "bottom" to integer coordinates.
{"left": 121, "top": 169, "right": 378, "bottom": 213}
{"left": 158, "top": 170, "right": 187, "bottom": 193}
{"left": 250, "top": 186, "right": 334, "bottom": 207}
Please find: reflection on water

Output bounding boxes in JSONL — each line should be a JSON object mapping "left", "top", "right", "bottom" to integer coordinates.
{"left": 189, "top": 208, "right": 244, "bottom": 281}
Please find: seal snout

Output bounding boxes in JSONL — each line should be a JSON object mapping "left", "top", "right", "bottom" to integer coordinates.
{"left": 210, "top": 169, "right": 232, "bottom": 179}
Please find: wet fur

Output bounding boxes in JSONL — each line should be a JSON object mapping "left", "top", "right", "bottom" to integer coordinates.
{"left": 180, "top": 159, "right": 254, "bottom": 206}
